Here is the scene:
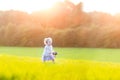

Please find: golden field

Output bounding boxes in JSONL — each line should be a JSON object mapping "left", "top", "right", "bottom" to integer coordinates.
{"left": 0, "top": 55, "right": 120, "bottom": 80}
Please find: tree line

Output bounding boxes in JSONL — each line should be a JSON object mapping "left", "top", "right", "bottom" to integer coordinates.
{"left": 0, "top": 1, "right": 120, "bottom": 48}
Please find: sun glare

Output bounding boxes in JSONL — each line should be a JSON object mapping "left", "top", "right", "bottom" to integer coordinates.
{"left": 78, "top": 0, "right": 120, "bottom": 15}
{"left": 70, "top": 0, "right": 120, "bottom": 15}
{"left": 70, "top": 0, "right": 81, "bottom": 5}
{"left": 0, "top": 0, "right": 64, "bottom": 14}
{"left": 0, "top": 0, "right": 120, "bottom": 15}
{"left": 20, "top": 0, "right": 65, "bottom": 13}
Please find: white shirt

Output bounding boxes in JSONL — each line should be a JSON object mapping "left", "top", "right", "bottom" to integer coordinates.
{"left": 43, "top": 45, "right": 53, "bottom": 56}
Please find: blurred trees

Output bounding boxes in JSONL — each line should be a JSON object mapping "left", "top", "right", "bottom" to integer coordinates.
{"left": 0, "top": 1, "right": 120, "bottom": 48}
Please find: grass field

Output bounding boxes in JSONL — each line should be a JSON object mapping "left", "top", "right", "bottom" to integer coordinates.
{"left": 0, "top": 47, "right": 120, "bottom": 80}
{"left": 1, "top": 47, "right": 120, "bottom": 62}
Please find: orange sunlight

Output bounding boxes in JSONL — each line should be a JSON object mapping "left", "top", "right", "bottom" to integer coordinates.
{"left": 0, "top": 0, "right": 64, "bottom": 13}
{"left": 0, "top": 0, "right": 120, "bottom": 15}
{"left": 70, "top": 0, "right": 81, "bottom": 5}
{"left": 70, "top": 0, "right": 120, "bottom": 15}
{"left": 25, "top": 0, "right": 65, "bottom": 13}
{"left": 75, "top": 0, "right": 120, "bottom": 15}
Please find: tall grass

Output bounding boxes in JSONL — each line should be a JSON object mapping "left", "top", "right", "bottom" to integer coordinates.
{"left": 0, "top": 55, "right": 120, "bottom": 80}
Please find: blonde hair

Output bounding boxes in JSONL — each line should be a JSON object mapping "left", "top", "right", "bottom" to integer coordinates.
{"left": 44, "top": 37, "right": 52, "bottom": 45}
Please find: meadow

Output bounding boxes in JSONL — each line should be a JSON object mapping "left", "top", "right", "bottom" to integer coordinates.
{"left": 0, "top": 47, "right": 120, "bottom": 80}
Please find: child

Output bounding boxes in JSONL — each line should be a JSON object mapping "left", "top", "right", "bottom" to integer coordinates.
{"left": 42, "top": 37, "right": 55, "bottom": 63}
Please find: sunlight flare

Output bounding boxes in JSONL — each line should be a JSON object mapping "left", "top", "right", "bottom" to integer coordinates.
{"left": 0, "top": 0, "right": 120, "bottom": 15}
{"left": 0, "top": 0, "right": 64, "bottom": 13}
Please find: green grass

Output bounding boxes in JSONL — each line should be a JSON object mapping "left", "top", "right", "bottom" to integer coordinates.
{"left": 0, "top": 47, "right": 120, "bottom": 62}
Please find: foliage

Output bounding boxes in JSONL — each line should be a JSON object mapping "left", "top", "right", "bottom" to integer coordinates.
{"left": 0, "top": 1, "right": 120, "bottom": 48}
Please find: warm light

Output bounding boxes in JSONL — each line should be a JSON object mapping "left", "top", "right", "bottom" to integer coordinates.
{"left": 0, "top": 0, "right": 64, "bottom": 13}
{"left": 0, "top": 0, "right": 120, "bottom": 15}
{"left": 70, "top": 0, "right": 81, "bottom": 5}
{"left": 70, "top": 0, "right": 120, "bottom": 15}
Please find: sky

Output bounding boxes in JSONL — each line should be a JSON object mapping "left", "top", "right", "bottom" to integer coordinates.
{"left": 79, "top": 0, "right": 120, "bottom": 15}
{"left": 0, "top": 0, "right": 120, "bottom": 15}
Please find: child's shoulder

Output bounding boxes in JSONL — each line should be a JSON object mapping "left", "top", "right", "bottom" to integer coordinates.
{"left": 44, "top": 45, "right": 50, "bottom": 48}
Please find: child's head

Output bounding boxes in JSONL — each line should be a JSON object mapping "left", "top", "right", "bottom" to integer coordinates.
{"left": 44, "top": 37, "right": 52, "bottom": 46}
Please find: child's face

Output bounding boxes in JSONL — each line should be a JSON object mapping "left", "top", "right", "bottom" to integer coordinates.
{"left": 46, "top": 40, "right": 52, "bottom": 46}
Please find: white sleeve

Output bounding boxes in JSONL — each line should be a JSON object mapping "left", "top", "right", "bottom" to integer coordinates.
{"left": 43, "top": 46, "right": 50, "bottom": 54}
{"left": 51, "top": 46, "right": 54, "bottom": 52}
